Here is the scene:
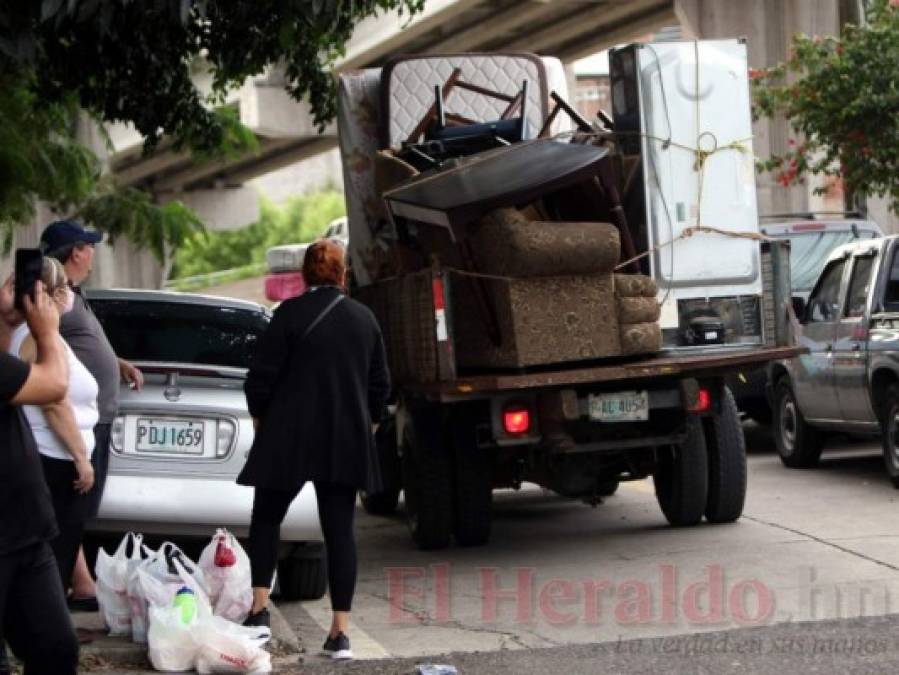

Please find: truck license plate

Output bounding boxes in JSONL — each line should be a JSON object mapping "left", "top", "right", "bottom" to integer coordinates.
{"left": 136, "top": 418, "right": 205, "bottom": 454}
{"left": 589, "top": 391, "right": 649, "bottom": 422}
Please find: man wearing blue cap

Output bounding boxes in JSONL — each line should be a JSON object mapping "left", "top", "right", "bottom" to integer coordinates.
{"left": 40, "top": 220, "right": 144, "bottom": 610}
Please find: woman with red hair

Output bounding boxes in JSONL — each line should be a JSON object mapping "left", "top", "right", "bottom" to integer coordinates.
{"left": 238, "top": 239, "right": 390, "bottom": 661}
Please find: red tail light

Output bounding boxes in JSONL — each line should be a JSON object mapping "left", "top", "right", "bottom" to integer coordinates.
{"left": 689, "top": 388, "right": 712, "bottom": 413}
{"left": 503, "top": 408, "right": 531, "bottom": 435}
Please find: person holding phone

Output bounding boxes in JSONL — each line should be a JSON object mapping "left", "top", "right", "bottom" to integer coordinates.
{"left": 0, "top": 275, "right": 79, "bottom": 675}
{"left": 4, "top": 259, "right": 98, "bottom": 594}
{"left": 40, "top": 220, "right": 143, "bottom": 610}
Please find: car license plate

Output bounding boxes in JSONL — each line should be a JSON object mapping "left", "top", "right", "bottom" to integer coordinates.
{"left": 136, "top": 418, "right": 204, "bottom": 454}
{"left": 589, "top": 391, "right": 649, "bottom": 422}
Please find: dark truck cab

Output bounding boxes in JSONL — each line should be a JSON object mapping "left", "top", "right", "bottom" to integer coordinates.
{"left": 769, "top": 234, "right": 899, "bottom": 486}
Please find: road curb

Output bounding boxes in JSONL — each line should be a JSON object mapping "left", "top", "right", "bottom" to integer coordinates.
{"left": 269, "top": 603, "right": 301, "bottom": 651}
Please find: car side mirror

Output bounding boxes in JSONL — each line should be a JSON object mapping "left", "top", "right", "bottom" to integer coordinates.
{"left": 792, "top": 296, "right": 807, "bottom": 323}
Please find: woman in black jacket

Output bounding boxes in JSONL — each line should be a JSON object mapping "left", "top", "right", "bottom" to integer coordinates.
{"left": 238, "top": 240, "right": 390, "bottom": 660}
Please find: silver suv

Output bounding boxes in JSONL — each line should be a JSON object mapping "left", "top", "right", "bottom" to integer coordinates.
{"left": 86, "top": 289, "right": 326, "bottom": 600}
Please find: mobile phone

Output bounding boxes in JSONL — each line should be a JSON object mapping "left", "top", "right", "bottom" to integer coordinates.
{"left": 14, "top": 248, "right": 43, "bottom": 311}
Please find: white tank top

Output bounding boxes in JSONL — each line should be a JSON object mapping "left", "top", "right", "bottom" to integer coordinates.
{"left": 10, "top": 323, "right": 99, "bottom": 461}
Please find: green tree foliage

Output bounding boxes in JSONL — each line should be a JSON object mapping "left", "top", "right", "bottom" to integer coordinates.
{"left": 170, "top": 190, "right": 346, "bottom": 278}
{"left": 79, "top": 183, "right": 205, "bottom": 262}
{"left": 0, "top": 73, "right": 99, "bottom": 251}
{"left": 752, "top": 0, "right": 899, "bottom": 210}
{"left": 0, "top": 0, "right": 421, "bottom": 255}
{"left": 1, "top": 0, "right": 424, "bottom": 153}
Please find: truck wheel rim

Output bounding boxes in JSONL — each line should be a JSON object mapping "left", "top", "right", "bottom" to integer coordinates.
{"left": 781, "top": 398, "right": 797, "bottom": 452}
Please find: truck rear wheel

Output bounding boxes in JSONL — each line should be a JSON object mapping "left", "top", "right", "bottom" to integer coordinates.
{"left": 361, "top": 416, "right": 401, "bottom": 516}
{"left": 773, "top": 378, "right": 823, "bottom": 468}
{"left": 703, "top": 386, "right": 747, "bottom": 523}
{"left": 596, "top": 479, "right": 620, "bottom": 497}
{"left": 401, "top": 404, "right": 453, "bottom": 550}
{"left": 451, "top": 405, "right": 492, "bottom": 547}
{"left": 654, "top": 415, "right": 708, "bottom": 527}
{"left": 879, "top": 385, "right": 899, "bottom": 489}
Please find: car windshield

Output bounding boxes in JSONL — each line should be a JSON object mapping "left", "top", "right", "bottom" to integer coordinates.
{"left": 90, "top": 299, "right": 269, "bottom": 369}
{"left": 788, "top": 230, "right": 878, "bottom": 292}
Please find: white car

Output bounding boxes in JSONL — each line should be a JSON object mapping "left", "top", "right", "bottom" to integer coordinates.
{"left": 86, "top": 289, "right": 325, "bottom": 600}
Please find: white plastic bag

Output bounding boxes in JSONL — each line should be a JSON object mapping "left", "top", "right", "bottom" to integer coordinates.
{"left": 147, "top": 558, "right": 214, "bottom": 672}
{"left": 147, "top": 604, "right": 197, "bottom": 672}
{"left": 194, "top": 616, "right": 272, "bottom": 674}
{"left": 95, "top": 532, "right": 144, "bottom": 636}
{"left": 146, "top": 542, "right": 207, "bottom": 588}
{"left": 124, "top": 544, "right": 160, "bottom": 643}
{"left": 128, "top": 541, "right": 205, "bottom": 644}
{"left": 199, "top": 529, "right": 253, "bottom": 623}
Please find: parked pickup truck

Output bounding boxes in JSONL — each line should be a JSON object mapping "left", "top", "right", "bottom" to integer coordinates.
{"left": 729, "top": 214, "right": 883, "bottom": 423}
{"left": 770, "top": 234, "right": 899, "bottom": 486}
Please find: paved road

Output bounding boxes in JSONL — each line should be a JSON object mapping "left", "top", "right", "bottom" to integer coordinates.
{"left": 280, "top": 424, "right": 899, "bottom": 672}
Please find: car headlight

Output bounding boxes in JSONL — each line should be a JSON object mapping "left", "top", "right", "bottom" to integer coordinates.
{"left": 216, "top": 419, "right": 236, "bottom": 458}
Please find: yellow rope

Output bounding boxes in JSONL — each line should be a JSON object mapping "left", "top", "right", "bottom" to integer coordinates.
{"left": 551, "top": 126, "right": 759, "bottom": 273}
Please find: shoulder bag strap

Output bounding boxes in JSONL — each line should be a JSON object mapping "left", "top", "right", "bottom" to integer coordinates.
{"left": 301, "top": 294, "right": 344, "bottom": 341}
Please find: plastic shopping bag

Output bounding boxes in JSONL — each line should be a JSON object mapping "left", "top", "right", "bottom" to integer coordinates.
{"left": 194, "top": 615, "right": 272, "bottom": 674}
{"left": 147, "top": 604, "right": 197, "bottom": 672}
{"left": 142, "top": 542, "right": 208, "bottom": 594}
{"left": 199, "top": 529, "right": 253, "bottom": 623}
{"left": 147, "top": 559, "right": 214, "bottom": 672}
{"left": 95, "top": 532, "right": 144, "bottom": 636}
{"left": 124, "top": 544, "right": 159, "bottom": 644}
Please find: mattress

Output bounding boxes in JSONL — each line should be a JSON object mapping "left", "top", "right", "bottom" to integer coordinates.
{"left": 337, "top": 56, "right": 573, "bottom": 288}
{"left": 380, "top": 53, "right": 547, "bottom": 149}
{"left": 266, "top": 243, "right": 310, "bottom": 273}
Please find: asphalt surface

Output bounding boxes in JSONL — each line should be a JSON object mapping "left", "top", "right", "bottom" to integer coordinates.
{"left": 291, "top": 614, "right": 899, "bottom": 674}
{"left": 65, "top": 423, "right": 899, "bottom": 673}
{"left": 277, "top": 423, "right": 899, "bottom": 673}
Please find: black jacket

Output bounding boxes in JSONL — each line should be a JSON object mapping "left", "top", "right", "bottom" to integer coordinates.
{"left": 237, "top": 287, "right": 391, "bottom": 492}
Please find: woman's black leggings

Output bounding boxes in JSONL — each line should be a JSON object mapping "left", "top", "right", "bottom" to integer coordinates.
{"left": 40, "top": 455, "right": 90, "bottom": 587}
{"left": 248, "top": 482, "right": 357, "bottom": 612}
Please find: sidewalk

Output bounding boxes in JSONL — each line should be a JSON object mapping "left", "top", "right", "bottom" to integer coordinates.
{"left": 74, "top": 605, "right": 301, "bottom": 673}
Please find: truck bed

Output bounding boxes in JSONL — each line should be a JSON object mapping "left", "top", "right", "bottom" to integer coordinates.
{"left": 409, "top": 345, "right": 803, "bottom": 400}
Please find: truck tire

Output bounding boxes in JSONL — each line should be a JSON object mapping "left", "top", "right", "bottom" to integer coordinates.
{"left": 451, "top": 405, "right": 492, "bottom": 547}
{"left": 596, "top": 479, "right": 620, "bottom": 497}
{"left": 401, "top": 404, "right": 453, "bottom": 550}
{"left": 703, "top": 386, "right": 747, "bottom": 523}
{"left": 654, "top": 415, "right": 708, "bottom": 527}
{"left": 879, "top": 385, "right": 899, "bottom": 488}
{"left": 773, "top": 378, "right": 823, "bottom": 468}
{"left": 277, "top": 544, "right": 328, "bottom": 601}
{"left": 361, "top": 416, "right": 401, "bottom": 516}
